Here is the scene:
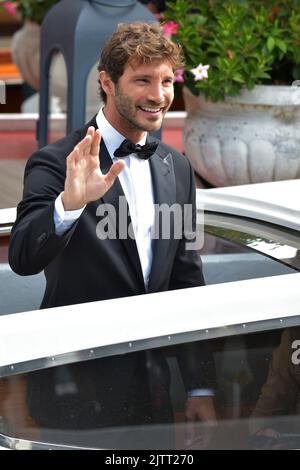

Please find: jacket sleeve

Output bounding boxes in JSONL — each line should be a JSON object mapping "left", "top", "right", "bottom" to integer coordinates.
{"left": 9, "top": 147, "right": 79, "bottom": 276}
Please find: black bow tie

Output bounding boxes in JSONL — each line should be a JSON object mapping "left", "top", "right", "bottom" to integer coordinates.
{"left": 114, "top": 139, "right": 158, "bottom": 160}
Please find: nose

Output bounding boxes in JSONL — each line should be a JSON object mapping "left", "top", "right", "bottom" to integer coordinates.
{"left": 147, "top": 83, "right": 165, "bottom": 103}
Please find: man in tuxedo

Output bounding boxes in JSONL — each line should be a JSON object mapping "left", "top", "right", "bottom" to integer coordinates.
{"left": 9, "top": 22, "right": 216, "bottom": 446}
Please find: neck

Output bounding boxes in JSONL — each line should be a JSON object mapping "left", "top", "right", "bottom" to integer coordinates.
{"left": 102, "top": 106, "right": 146, "bottom": 143}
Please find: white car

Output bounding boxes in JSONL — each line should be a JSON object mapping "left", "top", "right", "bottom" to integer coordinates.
{"left": 0, "top": 179, "right": 300, "bottom": 450}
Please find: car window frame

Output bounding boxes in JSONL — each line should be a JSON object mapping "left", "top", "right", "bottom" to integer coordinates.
{"left": 204, "top": 212, "right": 300, "bottom": 271}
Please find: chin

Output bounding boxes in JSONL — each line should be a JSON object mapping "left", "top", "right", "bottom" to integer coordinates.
{"left": 143, "top": 125, "right": 161, "bottom": 133}
{"left": 142, "top": 119, "right": 163, "bottom": 133}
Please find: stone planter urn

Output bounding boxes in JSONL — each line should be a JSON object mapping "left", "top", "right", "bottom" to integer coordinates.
{"left": 11, "top": 20, "right": 40, "bottom": 90}
{"left": 183, "top": 85, "right": 300, "bottom": 187}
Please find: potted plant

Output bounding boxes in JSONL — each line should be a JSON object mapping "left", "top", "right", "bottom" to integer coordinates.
{"left": 163, "top": 0, "right": 300, "bottom": 186}
{"left": 0, "top": 1, "right": 59, "bottom": 89}
{"left": 0, "top": 0, "right": 59, "bottom": 24}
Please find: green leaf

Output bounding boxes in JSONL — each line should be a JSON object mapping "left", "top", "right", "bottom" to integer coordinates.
{"left": 256, "top": 71, "right": 271, "bottom": 80}
{"left": 267, "top": 37, "right": 275, "bottom": 52}
{"left": 275, "top": 39, "right": 288, "bottom": 54}
{"left": 232, "top": 73, "right": 245, "bottom": 83}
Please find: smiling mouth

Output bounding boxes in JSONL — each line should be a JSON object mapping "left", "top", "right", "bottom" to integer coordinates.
{"left": 138, "top": 106, "right": 164, "bottom": 115}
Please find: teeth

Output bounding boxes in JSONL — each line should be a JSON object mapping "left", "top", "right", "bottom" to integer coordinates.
{"left": 140, "top": 107, "right": 161, "bottom": 113}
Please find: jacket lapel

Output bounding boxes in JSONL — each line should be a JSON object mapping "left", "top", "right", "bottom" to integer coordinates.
{"left": 148, "top": 139, "right": 176, "bottom": 292}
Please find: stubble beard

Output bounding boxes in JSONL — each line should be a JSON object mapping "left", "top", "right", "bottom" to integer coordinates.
{"left": 115, "top": 87, "right": 168, "bottom": 133}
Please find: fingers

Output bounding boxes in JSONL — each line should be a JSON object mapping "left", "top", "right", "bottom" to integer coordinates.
{"left": 76, "top": 127, "right": 101, "bottom": 158}
{"left": 104, "top": 160, "right": 125, "bottom": 186}
{"left": 66, "top": 145, "right": 80, "bottom": 174}
{"left": 67, "top": 127, "right": 100, "bottom": 168}
{"left": 91, "top": 129, "right": 101, "bottom": 156}
{"left": 77, "top": 130, "right": 92, "bottom": 155}
{"left": 82, "top": 127, "right": 101, "bottom": 159}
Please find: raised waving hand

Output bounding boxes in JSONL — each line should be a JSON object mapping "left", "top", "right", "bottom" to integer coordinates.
{"left": 61, "top": 126, "right": 125, "bottom": 210}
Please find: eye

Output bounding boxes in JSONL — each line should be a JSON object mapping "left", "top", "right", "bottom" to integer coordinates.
{"left": 136, "top": 78, "right": 149, "bottom": 84}
{"left": 163, "top": 78, "right": 174, "bottom": 85}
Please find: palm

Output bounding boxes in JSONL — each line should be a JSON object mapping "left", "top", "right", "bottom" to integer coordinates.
{"left": 62, "top": 127, "right": 125, "bottom": 210}
{"left": 69, "top": 155, "right": 107, "bottom": 203}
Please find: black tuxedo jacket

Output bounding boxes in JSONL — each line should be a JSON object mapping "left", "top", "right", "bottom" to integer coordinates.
{"left": 9, "top": 116, "right": 205, "bottom": 307}
{"left": 9, "top": 117, "right": 215, "bottom": 430}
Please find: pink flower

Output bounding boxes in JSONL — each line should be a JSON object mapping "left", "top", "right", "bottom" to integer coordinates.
{"left": 2, "top": 2, "right": 17, "bottom": 16}
{"left": 226, "top": 49, "right": 233, "bottom": 59}
{"left": 190, "top": 63, "right": 210, "bottom": 81}
{"left": 174, "top": 67, "right": 185, "bottom": 83}
{"left": 162, "top": 20, "right": 179, "bottom": 37}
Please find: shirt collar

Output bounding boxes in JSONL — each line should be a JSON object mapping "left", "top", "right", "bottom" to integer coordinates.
{"left": 95, "top": 108, "right": 147, "bottom": 159}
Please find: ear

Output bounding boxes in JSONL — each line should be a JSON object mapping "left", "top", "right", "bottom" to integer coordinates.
{"left": 99, "top": 71, "right": 115, "bottom": 97}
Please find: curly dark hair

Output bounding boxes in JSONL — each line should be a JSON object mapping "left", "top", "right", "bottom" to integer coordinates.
{"left": 97, "top": 22, "right": 184, "bottom": 102}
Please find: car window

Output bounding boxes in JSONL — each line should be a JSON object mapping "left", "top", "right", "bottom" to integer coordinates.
{"left": 0, "top": 223, "right": 297, "bottom": 316}
{"left": 0, "top": 234, "right": 45, "bottom": 316}
{"left": 204, "top": 213, "right": 300, "bottom": 270}
{"left": 1, "top": 323, "right": 300, "bottom": 450}
{"left": 200, "top": 229, "right": 296, "bottom": 286}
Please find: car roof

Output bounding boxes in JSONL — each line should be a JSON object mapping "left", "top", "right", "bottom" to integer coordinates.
{"left": 197, "top": 179, "right": 300, "bottom": 232}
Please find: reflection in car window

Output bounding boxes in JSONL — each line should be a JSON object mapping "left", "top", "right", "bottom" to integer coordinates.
{"left": 0, "top": 235, "right": 45, "bottom": 316}
{"left": 2, "top": 325, "right": 300, "bottom": 450}
{"left": 200, "top": 229, "right": 297, "bottom": 285}
{"left": 249, "top": 328, "right": 300, "bottom": 438}
{"left": 204, "top": 216, "right": 300, "bottom": 271}
{"left": 0, "top": 342, "right": 216, "bottom": 450}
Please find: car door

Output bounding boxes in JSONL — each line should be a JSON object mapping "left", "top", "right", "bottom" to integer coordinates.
{"left": 1, "top": 271, "right": 300, "bottom": 450}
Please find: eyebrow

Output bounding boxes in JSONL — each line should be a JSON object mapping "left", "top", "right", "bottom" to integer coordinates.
{"left": 133, "top": 74, "right": 175, "bottom": 80}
